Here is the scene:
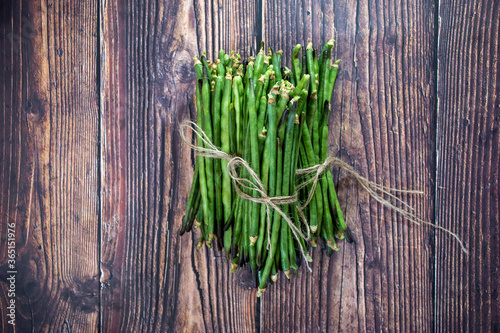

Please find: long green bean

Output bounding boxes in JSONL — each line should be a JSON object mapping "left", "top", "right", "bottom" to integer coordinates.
{"left": 180, "top": 163, "right": 200, "bottom": 235}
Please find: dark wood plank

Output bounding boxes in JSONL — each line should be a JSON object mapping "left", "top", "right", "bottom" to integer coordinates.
{"left": 99, "top": 0, "right": 258, "bottom": 331}
{"left": 434, "top": 0, "right": 500, "bottom": 331}
{"left": 261, "top": 0, "right": 437, "bottom": 331}
{"left": 0, "top": 0, "right": 100, "bottom": 332}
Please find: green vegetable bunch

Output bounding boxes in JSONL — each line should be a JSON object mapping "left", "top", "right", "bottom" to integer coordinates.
{"left": 180, "top": 40, "right": 353, "bottom": 296}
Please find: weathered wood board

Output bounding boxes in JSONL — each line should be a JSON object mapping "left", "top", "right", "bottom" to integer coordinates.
{"left": 0, "top": 0, "right": 498, "bottom": 331}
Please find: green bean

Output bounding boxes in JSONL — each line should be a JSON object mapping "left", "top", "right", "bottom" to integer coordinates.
{"left": 301, "top": 53, "right": 307, "bottom": 75}
{"left": 195, "top": 78, "right": 210, "bottom": 241}
{"left": 306, "top": 46, "right": 321, "bottom": 155}
{"left": 258, "top": 91, "right": 278, "bottom": 264}
{"left": 223, "top": 225, "right": 233, "bottom": 255}
{"left": 290, "top": 112, "right": 300, "bottom": 190}
{"left": 292, "top": 74, "right": 310, "bottom": 98}
{"left": 280, "top": 108, "right": 296, "bottom": 278}
{"left": 211, "top": 62, "right": 218, "bottom": 77}
{"left": 221, "top": 72, "right": 233, "bottom": 234}
{"left": 311, "top": 104, "right": 321, "bottom": 158}
{"left": 247, "top": 79, "right": 260, "bottom": 284}
{"left": 299, "top": 146, "right": 317, "bottom": 232}
{"left": 301, "top": 121, "right": 324, "bottom": 232}
{"left": 247, "top": 79, "right": 260, "bottom": 239}
{"left": 276, "top": 92, "right": 294, "bottom": 125}
{"left": 263, "top": 54, "right": 270, "bottom": 71}
{"left": 306, "top": 91, "right": 318, "bottom": 140}
{"left": 196, "top": 201, "right": 204, "bottom": 227}
{"left": 270, "top": 261, "right": 277, "bottom": 283}
{"left": 213, "top": 75, "right": 224, "bottom": 244}
{"left": 232, "top": 197, "right": 243, "bottom": 247}
{"left": 196, "top": 234, "right": 205, "bottom": 250}
{"left": 258, "top": 128, "right": 267, "bottom": 157}
{"left": 320, "top": 124, "right": 335, "bottom": 249}
{"left": 216, "top": 58, "right": 226, "bottom": 77}
{"left": 200, "top": 55, "right": 212, "bottom": 81}
{"left": 291, "top": 113, "right": 309, "bottom": 258}
{"left": 276, "top": 50, "right": 283, "bottom": 74}
{"left": 283, "top": 66, "right": 294, "bottom": 85}
{"left": 267, "top": 94, "right": 278, "bottom": 198}
{"left": 228, "top": 101, "right": 236, "bottom": 154}
{"left": 257, "top": 137, "right": 282, "bottom": 295}
{"left": 255, "top": 75, "right": 265, "bottom": 104}
{"left": 256, "top": 204, "right": 267, "bottom": 267}
{"left": 325, "top": 60, "right": 340, "bottom": 105}
{"left": 257, "top": 95, "right": 268, "bottom": 138}
{"left": 180, "top": 163, "right": 200, "bottom": 235}
{"left": 256, "top": 138, "right": 270, "bottom": 265}
{"left": 326, "top": 169, "right": 346, "bottom": 232}
{"left": 288, "top": 222, "right": 298, "bottom": 270}
{"left": 292, "top": 44, "right": 302, "bottom": 84}
{"left": 194, "top": 57, "right": 203, "bottom": 79}
{"left": 271, "top": 48, "right": 282, "bottom": 81}
{"left": 256, "top": 93, "right": 277, "bottom": 264}
{"left": 294, "top": 204, "right": 310, "bottom": 261}
{"left": 253, "top": 43, "right": 265, "bottom": 81}
{"left": 182, "top": 184, "right": 201, "bottom": 237}
{"left": 201, "top": 68, "right": 216, "bottom": 246}
{"left": 260, "top": 68, "right": 272, "bottom": 100}
{"left": 223, "top": 196, "right": 237, "bottom": 231}
{"left": 317, "top": 50, "right": 330, "bottom": 117}
{"left": 238, "top": 119, "right": 253, "bottom": 264}
{"left": 245, "top": 61, "right": 254, "bottom": 89}
{"left": 233, "top": 76, "right": 244, "bottom": 155}
{"left": 319, "top": 101, "right": 347, "bottom": 237}
{"left": 224, "top": 225, "right": 233, "bottom": 258}
{"left": 242, "top": 197, "right": 249, "bottom": 262}
{"left": 318, "top": 39, "right": 334, "bottom": 80}
{"left": 192, "top": 61, "right": 207, "bottom": 236}
{"left": 190, "top": 190, "right": 202, "bottom": 227}
{"left": 305, "top": 44, "right": 317, "bottom": 98}
{"left": 313, "top": 50, "right": 319, "bottom": 75}
{"left": 294, "top": 112, "right": 306, "bottom": 174}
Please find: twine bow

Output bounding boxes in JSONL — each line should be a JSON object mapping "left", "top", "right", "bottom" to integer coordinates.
{"left": 296, "top": 157, "right": 468, "bottom": 254}
{"left": 180, "top": 120, "right": 312, "bottom": 270}
{"left": 180, "top": 119, "right": 468, "bottom": 265}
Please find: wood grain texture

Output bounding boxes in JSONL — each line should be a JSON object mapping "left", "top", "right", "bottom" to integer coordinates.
{"left": 99, "top": 0, "right": 258, "bottom": 331}
{"left": 0, "top": 0, "right": 100, "bottom": 332}
{"left": 1, "top": 0, "right": 499, "bottom": 332}
{"left": 434, "top": 0, "right": 500, "bottom": 331}
{"left": 261, "top": 0, "right": 437, "bottom": 332}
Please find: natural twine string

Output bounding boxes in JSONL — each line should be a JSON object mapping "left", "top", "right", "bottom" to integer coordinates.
{"left": 296, "top": 157, "right": 468, "bottom": 254}
{"left": 180, "top": 119, "right": 468, "bottom": 263}
{"left": 180, "top": 120, "right": 312, "bottom": 270}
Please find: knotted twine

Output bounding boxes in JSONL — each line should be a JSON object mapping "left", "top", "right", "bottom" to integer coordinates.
{"left": 180, "top": 120, "right": 312, "bottom": 270}
{"left": 180, "top": 119, "right": 468, "bottom": 265}
{"left": 296, "top": 156, "right": 468, "bottom": 253}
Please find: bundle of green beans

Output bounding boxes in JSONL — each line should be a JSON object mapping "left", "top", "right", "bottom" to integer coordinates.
{"left": 180, "top": 40, "right": 353, "bottom": 296}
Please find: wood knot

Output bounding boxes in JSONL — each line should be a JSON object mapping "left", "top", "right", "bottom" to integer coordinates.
{"left": 61, "top": 278, "right": 99, "bottom": 314}
{"left": 235, "top": 269, "right": 254, "bottom": 290}
{"left": 23, "top": 280, "right": 41, "bottom": 297}
{"left": 173, "top": 51, "right": 196, "bottom": 84}
{"left": 25, "top": 97, "right": 47, "bottom": 123}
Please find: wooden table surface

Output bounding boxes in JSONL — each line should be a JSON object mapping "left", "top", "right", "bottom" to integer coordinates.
{"left": 1, "top": 0, "right": 498, "bottom": 332}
